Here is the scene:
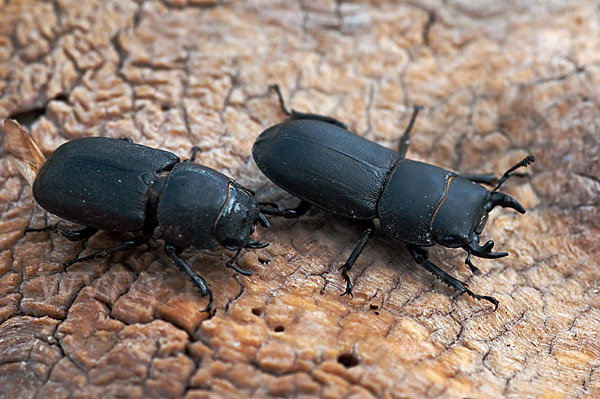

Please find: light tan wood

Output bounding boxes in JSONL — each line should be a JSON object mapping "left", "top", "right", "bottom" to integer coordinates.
{"left": 0, "top": 1, "right": 599, "bottom": 398}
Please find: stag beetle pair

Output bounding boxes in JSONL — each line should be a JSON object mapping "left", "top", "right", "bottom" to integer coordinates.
{"left": 5, "top": 85, "right": 533, "bottom": 312}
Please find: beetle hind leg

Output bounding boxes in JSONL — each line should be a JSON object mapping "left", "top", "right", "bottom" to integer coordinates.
{"left": 165, "top": 244, "right": 213, "bottom": 313}
{"left": 405, "top": 243, "right": 498, "bottom": 310}
{"left": 268, "top": 84, "right": 348, "bottom": 129}
{"left": 397, "top": 105, "right": 422, "bottom": 158}
{"left": 25, "top": 224, "right": 98, "bottom": 242}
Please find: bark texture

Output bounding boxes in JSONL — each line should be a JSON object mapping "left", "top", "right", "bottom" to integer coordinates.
{"left": 1, "top": 1, "right": 599, "bottom": 398}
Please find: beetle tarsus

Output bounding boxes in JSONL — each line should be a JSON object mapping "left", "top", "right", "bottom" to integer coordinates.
{"left": 25, "top": 224, "right": 98, "bottom": 242}
{"left": 165, "top": 243, "right": 213, "bottom": 312}
{"left": 406, "top": 243, "right": 498, "bottom": 310}
{"left": 64, "top": 232, "right": 151, "bottom": 266}
{"left": 338, "top": 265, "right": 354, "bottom": 297}
{"left": 337, "top": 222, "right": 375, "bottom": 297}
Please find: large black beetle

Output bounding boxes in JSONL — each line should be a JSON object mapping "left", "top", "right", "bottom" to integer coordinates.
{"left": 252, "top": 85, "right": 534, "bottom": 309}
{"left": 4, "top": 120, "right": 270, "bottom": 312}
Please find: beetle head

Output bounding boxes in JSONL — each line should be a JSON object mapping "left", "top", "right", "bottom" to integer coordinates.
{"left": 432, "top": 177, "right": 526, "bottom": 262}
{"left": 214, "top": 183, "right": 269, "bottom": 250}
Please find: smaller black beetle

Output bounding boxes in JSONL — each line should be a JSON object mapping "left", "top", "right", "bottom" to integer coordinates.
{"left": 4, "top": 119, "right": 270, "bottom": 312}
{"left": 253, "top": 85, "right": 535, "bottom": 309}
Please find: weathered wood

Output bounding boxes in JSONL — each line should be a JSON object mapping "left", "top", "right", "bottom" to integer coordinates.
{"left": 1, "top": 1, "right": 599, "bottom": 398}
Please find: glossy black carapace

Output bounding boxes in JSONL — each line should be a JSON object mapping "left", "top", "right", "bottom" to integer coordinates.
{"left": 4, "top": 120, "right": 270, "bottom": 312}
{"left": 253, "top": 85, "right": 534, "bottom": 310}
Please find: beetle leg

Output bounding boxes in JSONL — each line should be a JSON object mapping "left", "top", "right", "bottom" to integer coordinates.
{"left": 225, "top": 248, "right": 252, "bottom": 276}
{"left": 64, "top": 232, "right": 152, "bottom": 266}
{"left": 25, "top": 224, "right": 98, "bottom": 242}
{"left": 189, "top": 146, "right": 201, "bottom": 162}
{"left": 259, "top": 200, "right": 311, "bottom": 218}
{"left": 269, "top": 84, "right": 348, "bottom": 129}
{"left": 339, "top": 222, "right": 375, "bottom": 297}
{"left": 256, "top": 212, "right": 271, "bottom": 228}
{"left": 397, "top": 105, "right": 423, "bottom": 158}
{"left": 165, "top": 243, "right": 213, "bottom": 313}
{"left": 246, "top": 240, "right": 269, "bottom": 249}
{"left": 405, "top": 243, "right": 498, "bottom": 310}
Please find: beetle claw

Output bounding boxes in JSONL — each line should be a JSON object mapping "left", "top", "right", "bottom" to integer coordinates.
{"left": 487, "top": 192, "right": 526, "bottom": 214}
{"left": 467, "top": 241, "right": 508, "bottom": 259}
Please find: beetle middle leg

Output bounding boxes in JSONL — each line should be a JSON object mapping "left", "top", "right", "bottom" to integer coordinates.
{"left": 259, "top": 200, "right": 311, "bottom": 218}
{"left": 405, "top": 243, "right": 498, "bottom": 310}
{"left": 64, "top": 231, "right": 152, "bottom": 267}
{"left": 165, "top": 244, "right": 213, "bottom": 313}
{"left": 339, "top": 221, "right": 375, "bottom": 297}
{"left": 269, "top": 84, "right": 348, "bottom": 129}
{"left": 25, "top": 224, "right": 98, "bottom": 242}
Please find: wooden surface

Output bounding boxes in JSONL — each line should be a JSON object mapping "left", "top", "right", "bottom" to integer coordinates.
{"left": 1, "top": 1, "right": 599, "bottom": 398}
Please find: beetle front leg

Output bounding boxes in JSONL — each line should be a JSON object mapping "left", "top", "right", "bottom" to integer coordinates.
{"left": 405, "top": 243, "right": 498, "bottom": 310}
{"left": 339, "top": 221, "right": 375, "bottom": 297}
{"left": 25, "top": 224, "right": 98, "bottom": 242}
{"left": 225, "top": 248, "right": 252, "bottom": 276}
{"left": 165, "top": 244, "right": 213, "bottom": 313}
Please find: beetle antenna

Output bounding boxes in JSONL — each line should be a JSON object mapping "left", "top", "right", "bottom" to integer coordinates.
{"left": 269, "top": 84, "right": 291, "bottom": 116}
{"left": 492, "top": 155, "right": 535, "bottom": 191}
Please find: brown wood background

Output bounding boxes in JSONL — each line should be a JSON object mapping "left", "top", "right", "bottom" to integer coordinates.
{"left": 1, "top": 1, "right": 599, "bottom": 398}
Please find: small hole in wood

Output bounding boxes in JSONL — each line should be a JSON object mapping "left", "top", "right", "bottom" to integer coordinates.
{"left": 337, "top": 353, "right": 360, "bottom": 368}
{"left": 251, "top": 307, "right": 263, "bottom": 316}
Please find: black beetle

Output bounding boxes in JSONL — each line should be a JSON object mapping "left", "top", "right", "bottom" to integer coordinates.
{"left": 4, "top": 119, "right": 270, "bottom": 312}
{"left": 252, "top": 85, "right": 535, "bottom": 309}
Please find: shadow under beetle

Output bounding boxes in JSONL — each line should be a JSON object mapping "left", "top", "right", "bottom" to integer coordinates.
{"left": 4, "top": 119, "right": 271, "bottom": 312}
{"left": 252, "top": 85, "right": 535, "bottom": 309}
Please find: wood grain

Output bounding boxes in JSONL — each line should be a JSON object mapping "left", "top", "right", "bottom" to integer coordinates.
{"left": 1, "top": 1, "right": 599, "bottom": 398}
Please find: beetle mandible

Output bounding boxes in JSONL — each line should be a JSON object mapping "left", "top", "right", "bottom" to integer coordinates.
{"left": 252, "top": 85, "right": 535, "bottom": 309}
{"left": 4, "top": 119, "right": 271, "bottom": 312}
